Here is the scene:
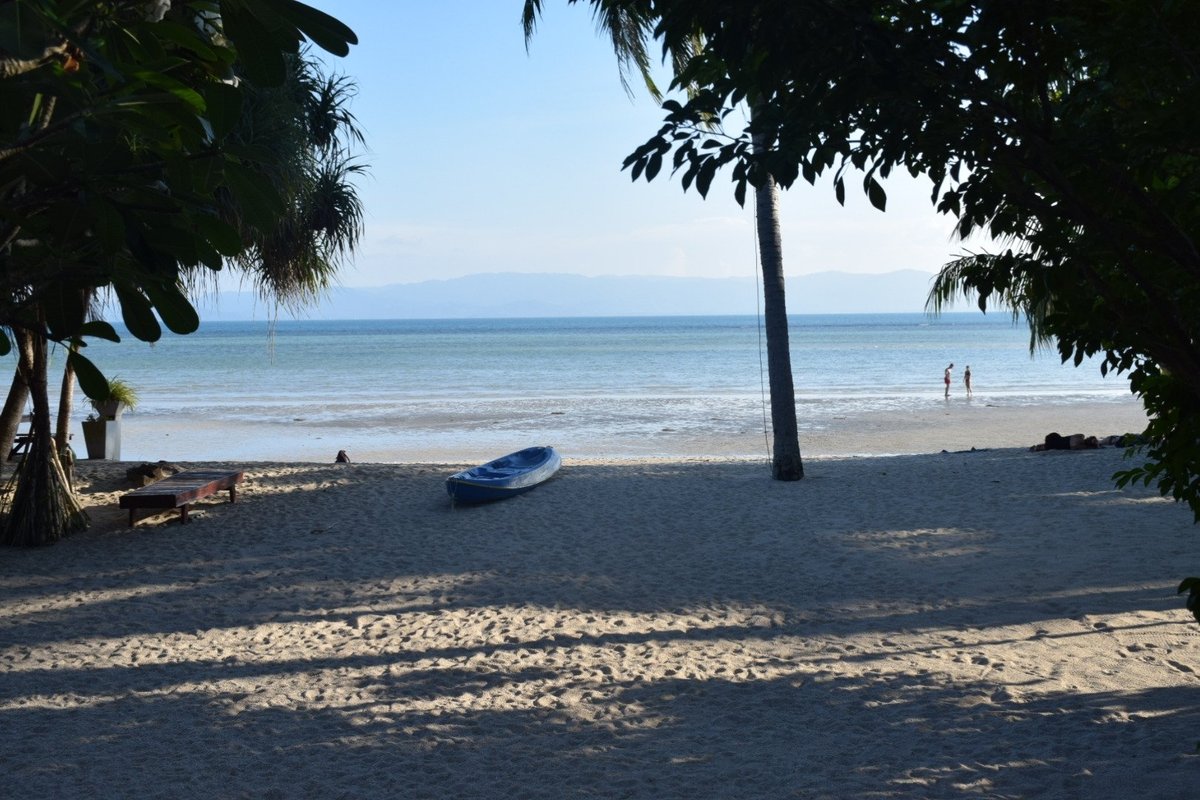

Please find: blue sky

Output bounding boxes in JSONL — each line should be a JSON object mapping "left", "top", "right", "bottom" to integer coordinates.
{"left": 305, "top": 1, "right": 973, "bottom": 289}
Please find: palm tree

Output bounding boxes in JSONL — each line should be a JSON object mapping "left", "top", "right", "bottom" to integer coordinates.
{"left": 0, "top": 48, "right": 365, "bottom": 545}
{"left": 523, "top": 0, "right": 803, "bottom": 479}
{"left": 222, "top": 51, "right": 366, "bottom": 311}
{"left": 751, "top": 128, "right": 802, "bottom": 479}
{"left": 0, "top": 51, "right": 366, "bottom": 439}
{"left": 0, "top": 318, "right": 88, "bottom": 546}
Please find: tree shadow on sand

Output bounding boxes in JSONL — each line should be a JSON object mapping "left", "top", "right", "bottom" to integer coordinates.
{"left": 2, "top": 449, "right": 1198, "bottom": 797}
{"left": 3, "top": 658, "right": 1196, "bottom": 798}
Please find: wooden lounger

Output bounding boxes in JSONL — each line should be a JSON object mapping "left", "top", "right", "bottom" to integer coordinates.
{"left": 119, "top": 470, "right": 244, "bottom": 526}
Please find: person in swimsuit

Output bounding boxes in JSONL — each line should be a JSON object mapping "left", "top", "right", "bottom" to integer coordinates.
{"left": 944, "top": 363, "right": 954, "bottom": 398}
{"left": 964, "top": 365, "right": 973, "bottom": 398}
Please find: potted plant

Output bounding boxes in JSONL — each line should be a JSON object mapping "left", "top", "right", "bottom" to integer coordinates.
{"left": 82, "top": 378, "right": 138, "bottom": 459}
{"left": 89, "top": 377, "right": 139, "bottom": 420}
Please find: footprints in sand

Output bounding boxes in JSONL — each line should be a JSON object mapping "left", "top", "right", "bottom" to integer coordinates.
{"left": 1165, "top": 659, "right": 1196, "bottom": 676}
{"left": 1114, "top": 639, "right": 1200, "bottom": 680}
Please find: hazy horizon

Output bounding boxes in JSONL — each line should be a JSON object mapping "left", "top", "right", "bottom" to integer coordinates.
{"left": 198, "top": 269, "right": 964, "bottom": 321}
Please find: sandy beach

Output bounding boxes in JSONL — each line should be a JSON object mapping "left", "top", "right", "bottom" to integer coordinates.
{"left": 117, "top": 398, "right": 1152, "bottom": 463}
{"left": 2, "top": 406, "right": 1198, "bottom": 798}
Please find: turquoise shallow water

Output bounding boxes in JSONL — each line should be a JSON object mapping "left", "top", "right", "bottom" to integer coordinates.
{"left": 65, "top": 313, "right": 1135, "bottom": 461}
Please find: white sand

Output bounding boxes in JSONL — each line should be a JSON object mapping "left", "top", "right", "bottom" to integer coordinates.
{"left": 1, "top": 435, "right": 1198, "bottom": 797}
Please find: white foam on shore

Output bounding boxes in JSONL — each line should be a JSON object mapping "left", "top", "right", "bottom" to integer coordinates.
{"left": 110, "top": 397, "right": 1150, "bottom": 464}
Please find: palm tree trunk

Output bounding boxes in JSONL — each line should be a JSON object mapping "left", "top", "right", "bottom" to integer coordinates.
{"left": 55, "top": 340, "right": 79, "bottom": 489}
{"left": 55, "top": 341, "right": 77, "bottom": 455}
{"left": 0, "top": 329, "right": 34, "bottom": 470}
{"left": 0, "top": 320, "right": 88, "bottom": 546}
{"left": 753, "top": 129, "right": 803, "bottom": 481}
{"left": 54, "top": 289, "right": 92, "bottom": 456}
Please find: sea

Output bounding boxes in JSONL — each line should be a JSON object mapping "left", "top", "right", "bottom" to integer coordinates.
{"left": 68, "top": 313, "right": 1136, "bottom": 463}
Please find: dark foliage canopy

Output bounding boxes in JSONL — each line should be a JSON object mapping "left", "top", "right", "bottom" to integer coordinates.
{"left": 0, "top": 0, "right": 358, "bottom": 397}
{"left": 597, "top": 0, "right": 1200, "bottom": 516}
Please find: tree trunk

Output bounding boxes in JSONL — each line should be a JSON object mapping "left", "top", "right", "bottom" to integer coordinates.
{"left": 54, "top": 287, "right": 92, "bottom": 456}
{"left": 0, "top": 329, "right": 34, "bottom": 469}
{"left": 0, "top": 322, "right": 88, "bottom": 546}
{"left": 55, "top": 341, "right": 77, "bottom": 455}
{"left": 753, "top": 130, "right": 803, "bottom": 481}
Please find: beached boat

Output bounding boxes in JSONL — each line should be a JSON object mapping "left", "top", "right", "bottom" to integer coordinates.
{"left": 445, "top": 446, "right": 562, "bottom": 504}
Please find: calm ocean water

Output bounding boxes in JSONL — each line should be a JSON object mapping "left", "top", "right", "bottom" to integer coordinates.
{"left": 69, "top": 313, "right": 1134, "bottom": 462}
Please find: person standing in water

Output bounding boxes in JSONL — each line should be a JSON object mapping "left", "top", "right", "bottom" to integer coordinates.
{"left": 964, "top": 365, "right": 973, "bottom": 398}
{"left": 944, "top": 362, "right": 954, "bottom": 398}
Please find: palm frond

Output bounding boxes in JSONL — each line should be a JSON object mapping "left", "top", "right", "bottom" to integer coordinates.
{"left": 305, "top": 70, "right": 365, "bottom": 154}
{"left": 524, "top": 0, "right": 664, "bottom": 100}
{"left": 592, "top": 4, "right": 659, "bottom": 99}
{"left": 927, "top": 251, "right": 1057, "bottom": 353}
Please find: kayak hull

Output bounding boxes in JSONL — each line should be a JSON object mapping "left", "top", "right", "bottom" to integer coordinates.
{"left": 445, "top": 446, "right": 561, "bottom": 504}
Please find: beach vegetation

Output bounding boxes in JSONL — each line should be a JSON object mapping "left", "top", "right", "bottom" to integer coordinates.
{"left": 0, "top": 1, "right": 361, "bottom": 545}
{"left": 1179, "top": 578, "right": 1200, "bottom": 624}
{"left": 86, "top": 377, "right": 139, "bottom": 419}
{"left": 528, "top": 1, "right": 1200, "bottom": 525}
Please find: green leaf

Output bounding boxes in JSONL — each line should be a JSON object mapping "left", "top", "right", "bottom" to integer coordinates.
{"left": 866, "top": 176, "right": 887, "bottom": 211}
{"left": 113, "top": 284, "right": 163, "bottom": 343}
{"left": 197, "top": 242, "right": 224, "bottom": 271}
{"left": 144, "top": 282, "right": 201, "bottom": 335}
{"left": 46, "top": 200, "right": 91, "bottom": 240}
{"left": 202, "top": 82, "right": 244, "bottom": 140}
{"left": 0, "top": 3, "right": 49, "bottom": 61}
{"left": 193, "top": 213, "right": 244, "bottom": 256}
{"left": 68, "top": 351, "right": 110, "bottom": 402}
{"left": 696, "top": 159, "right": 717, "bottom": 198}
{"left": 262, "top": 0, "right": 359, "bottom": 56}
{"left": 42, "top": 283, "right": 87, "bottom": 341}
{"left": 223, "top": 164, "right": 285, "bottom": 228}
{"left": 131, "top": 70, "right": 206, "bottom": 110}
{"left": 152, "top": 20, "right": 219, "bottom": 60}
{"left": 646, "top": 151, "right": 663, "bottom": 181}
{"left": 1180, "top": 577, "right": 1200, "bottom": 623}
{"left": 222, "top": 3, "right": 290, "bottom": 86}
{"left": 681, "top": 164, "right": 696, "bottom": 192}
{"left": 78, "top": 321, "right": 122, "bottom": 343}
{"left": 87, "top": 197, "right": 126, "bottom": 253}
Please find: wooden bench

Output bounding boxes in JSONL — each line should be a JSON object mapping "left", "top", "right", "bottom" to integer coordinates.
{"left": 7, "top": 431, "right": 32, "bottom": 461}
{"left": 119, "top": 470, "right": 244, "bottom": 526}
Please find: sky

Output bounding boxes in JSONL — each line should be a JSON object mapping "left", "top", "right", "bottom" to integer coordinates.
{"left": 302, "top": 1, "right": 978, "bottom": 290}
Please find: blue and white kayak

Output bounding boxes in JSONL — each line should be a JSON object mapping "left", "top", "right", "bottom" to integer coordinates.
{"left": 445, "top": 446, "right": 562, "bottom": 504}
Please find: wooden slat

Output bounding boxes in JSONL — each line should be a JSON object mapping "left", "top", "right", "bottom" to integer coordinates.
{"left": 119, "top": 470, "right": 244, "bottom": 524}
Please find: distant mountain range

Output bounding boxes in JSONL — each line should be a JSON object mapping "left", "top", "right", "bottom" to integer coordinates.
{"left": 198, "top": 270, "right": 940, "bottom": 320}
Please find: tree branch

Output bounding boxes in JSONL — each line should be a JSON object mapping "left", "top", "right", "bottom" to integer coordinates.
{"left": 0, "top": 42, "right": 73, "bottom": 80}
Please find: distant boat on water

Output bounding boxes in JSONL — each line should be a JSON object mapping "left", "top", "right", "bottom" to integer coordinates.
{"left": 445, "top": 446, "right": 562, "bottom": 504}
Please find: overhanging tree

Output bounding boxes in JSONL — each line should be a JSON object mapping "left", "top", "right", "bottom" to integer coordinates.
{"left": 561, "top": 1, "right": 1200, "bottom": 519}
{"left": 0, "top": 0, "right": 361, "bottom": 545}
